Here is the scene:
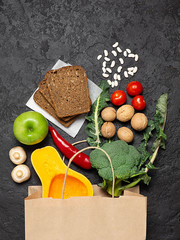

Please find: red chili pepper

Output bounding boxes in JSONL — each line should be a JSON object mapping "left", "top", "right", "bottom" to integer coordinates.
{"left": 49, "top": 126, "right": 91, "bottom": 169}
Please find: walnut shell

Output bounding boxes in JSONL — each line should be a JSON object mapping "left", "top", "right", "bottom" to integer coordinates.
{"left": 101, "top": 122, "right": 116, "bottom": 139}
{"left": 117, "top": 105, "right": 135, "bottom": 122}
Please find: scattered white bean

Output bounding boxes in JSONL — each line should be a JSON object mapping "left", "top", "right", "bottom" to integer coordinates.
{"left": 106, "top": 68, "right": 112, "bottom": 73}
{"left": 126, "top": 49, "right": 131, "bottom": 54}
{"left": 112, "top": 50, "right": 117, "bottom": 56}
{"left": 119, "top": 58, "right": 124, "bottom": 64}
{"left": 103, "top": 61, "right": 107, "bottom": 68}
{"left": 128, "top": 71, "right": 134, "bottom": 76}
{"left": 123, "top": 51, "right": 127, "bottom": 57}
{"left": 117, "top": 74, "right": 121, "bottom": 80}
{"left": 117, "top": 47, "right": 122, "bottom": 53}
{"left": 133, "top": 66, "right": 138, "bottom": 73}
{"left": 124, "top": 71, "right": 128, "bottom": 78}
{"left": 113, "top": 73, "right": 118, "bottom": 80}
{"left": 107, "top": 80, "right": 112, "bottom": 85}
{"left": 117, "top": 66, "right": 122, "bottom": 73}
{"left": 104, "top": 57, "right": 110, "bottom": 61}
{"left": 127, "top": 67, "right": 134, "bottom": 71}
{"left": 104, "top": 50, "right": 108, "bottom": 56}
{"left": 102, "top": 73, "right": 109, "bottom": 78}
{"left": 110, "top": 60, "right": 116, "bottom": 68}
{"left": 128, "top": 53, "right": 135, "bottom": 58}
{"left": 111, "top": 81, "right": 115, "bottom": 88}
{"left": 135, "top": 54, "right": 139, "bottom": 61}
{"left": 113, "top": 42, "right": 119, "bottom": 48}
{"left": 102, "top": 67, "right": 106, "bottom": 73}
{"left": 114, "top": 80, "right": 118, "bottom": 87}
{"left": 97, "top": 55, "right": 102, "bottom": 60}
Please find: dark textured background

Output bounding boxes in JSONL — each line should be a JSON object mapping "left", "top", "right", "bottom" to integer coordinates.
{"left": 0, "top": 0, "right": 180, "bottom": 239}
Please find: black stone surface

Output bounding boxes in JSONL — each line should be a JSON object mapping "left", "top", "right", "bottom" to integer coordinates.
{"left": 0, "top": 0, "right": 180, "bottom": 239}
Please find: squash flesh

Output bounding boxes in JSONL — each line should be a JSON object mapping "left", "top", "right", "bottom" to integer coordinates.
{"left": 31, "top": 146, "right": 93, "bottom": 199}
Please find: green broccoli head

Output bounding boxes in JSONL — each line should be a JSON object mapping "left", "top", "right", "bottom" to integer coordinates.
{"left": 90, "top": 140, "right": 141, "bottom": 181}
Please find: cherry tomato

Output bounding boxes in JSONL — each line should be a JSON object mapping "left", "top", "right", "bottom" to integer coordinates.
{"left": 132, "top": 95, "right": 146, "bottom": 110}
{"left": 126, "top": 81, "right": 143, "bottom": 96}
{"left": 111, "top": 90, "right": 127, "bottom": 106}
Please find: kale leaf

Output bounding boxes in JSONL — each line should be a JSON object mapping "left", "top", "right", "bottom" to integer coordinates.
{"left": 85, "top": 80, "right": 110, "bottom": 147}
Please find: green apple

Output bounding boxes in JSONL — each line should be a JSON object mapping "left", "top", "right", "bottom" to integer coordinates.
{"left": 13, "top": 111, "right": 48, "bottom": 145}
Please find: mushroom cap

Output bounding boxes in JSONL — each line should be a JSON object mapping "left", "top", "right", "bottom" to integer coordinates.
{"left": 117, "top": 105, "right": 135, "bottom": 122}
{"left": 11, "top": 164, "right": 31, "bottom": 183}
{"left": 117, "top": 127, "right": 134, "bottom": 143}
{"left": 101, "top": 107, "right": 116, "bottom": 122}
{"left": 9, "top": 146, "right": 27, "bottom": 165}
{"left": 131, "top": 113, "right": 148, "bottom": 131}
{"left": 101, "top": 122, "right": 116, "bottom": 139}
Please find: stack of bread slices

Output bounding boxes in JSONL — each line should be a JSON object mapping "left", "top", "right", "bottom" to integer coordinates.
{"left": 34, "top": 66, "right": 92, "bottom": 127}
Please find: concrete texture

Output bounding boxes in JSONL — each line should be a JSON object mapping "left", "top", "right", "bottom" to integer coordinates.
{"left": 0, "top": 0, "right": 180, "bottom": 239}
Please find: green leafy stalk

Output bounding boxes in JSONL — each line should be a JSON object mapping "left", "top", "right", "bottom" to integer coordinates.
{"left": 137, "top": 93, "right": 168, "bottom": 171}
{"left": 90, "top": 93, "right": 168, "bottom": 197}
{"left": 85, "top": 80, "right": 110, "bottom": 147}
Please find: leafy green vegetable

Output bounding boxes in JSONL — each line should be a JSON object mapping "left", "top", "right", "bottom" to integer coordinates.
{"left": 90, "top": 140, "right": 149, "bottom": 196}
{"left": 90, "top": 93, "right": 168, "bottom": 197}
{"left": 138, "top": 93, "right": 168, "bottom": 170}
{"left": 85, "top": 80, "right": 110, "bottom": 147}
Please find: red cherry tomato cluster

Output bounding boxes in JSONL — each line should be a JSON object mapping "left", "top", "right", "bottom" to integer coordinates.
{"left": 111, "top": 81, "right": 146, "bottom": 111}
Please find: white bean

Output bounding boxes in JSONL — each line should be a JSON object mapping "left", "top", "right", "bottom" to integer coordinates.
{"left": 102, "top": 67, "right": 106, "bottom": 73}
{"left": 104, "top": 50, "right": 108, "bottom": 56}
{"left": 107, "top": 80, "right": 112, "bottom": 85}
{"left": 135, "top": 54, "right": 139, "bottom": 61}
{"left": 117, "top": 66, "right": 122, "bottom": 73}
{"left": 113, "top": 73, "right": 117, "bottom": 80}
{"left": 119, "top": 58, "right": 124, "bottom": 64}
{"left": 127, "top": 67, "right": 134, "bottom": 71}
{"left": 97, "top": 55, "right": 102, "bottom": 60}
{"left": 102, "top": 73, "right": 109, "bottom": 78}
{"left": 113, "top": 42, "right": 119, "bottom": 48}
{"left": 128, "top": 71, "right": 134, "bottom": 76}
{"left": 111, "top": 81, "right": 115, "bottom": 88}
{"left": 123, "top": 51, "right": 127, "bottom": 57}
{"left": 124, "top": 71, "right": 128, "bottom": 78}
{"left": 133, "top": 66, "right": 138, "bottom": 73}
{"left": 112, "top": 50, "right": 117, "bottom": 56}
{"left": 128, "top": 53, "right": 135, "bottom": 58}
{"left": 110, "top": 60, "right": 115, "bottom": 68}
{"left": 103, "top": 61, "right": 106, "bottom": 68}
{"left": 104, "top": 57, "right": 110, "bottom": 61}
{"left": 126, "top": 49, "right": 131, "bottom": 54}
{"left": 106, "top": 68, "right": 112, "bottom": 73}
{"left": 114, "top": 80, "right": 118, "bottom": 87}
{"left": 117, "top": 47, "right": 122, "bottom": 53}
{"left": 117, "top": 74, "right": 121, "bottom": 80}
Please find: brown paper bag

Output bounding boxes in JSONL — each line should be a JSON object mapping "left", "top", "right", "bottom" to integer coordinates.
{"left": 25, "top": 185, "right": 147, "bottom": 240}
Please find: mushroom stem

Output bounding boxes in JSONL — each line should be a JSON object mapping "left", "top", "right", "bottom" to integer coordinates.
{"left": 16, "top": 170, "right": 23, "bottom": 178}
{"left": 13, "top": 152, "right": 20, "bottom": 159}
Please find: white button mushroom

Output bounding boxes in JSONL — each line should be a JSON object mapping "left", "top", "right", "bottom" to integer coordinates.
{"left": 9, "top": 146, "right": 27, "bottom": 165}
{"left": 11, "top": 164, "right": 31, "bottom": 183}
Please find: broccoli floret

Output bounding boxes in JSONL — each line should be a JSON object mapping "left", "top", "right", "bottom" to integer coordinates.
{"left": 90, "top": 140, "right": 141, "bottom": 181}
{"left": 90, "top": 140, "right": 142, "bottom": 197}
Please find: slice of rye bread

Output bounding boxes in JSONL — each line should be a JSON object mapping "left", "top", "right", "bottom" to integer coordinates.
{"left": 38, "top": 77, "right": 78, "bottom": 122}
{"left": 33, "top": 90, "right": 78, "bottom": 127}
{"left": 47, "top": 66, "right": 91, "bottom": 118}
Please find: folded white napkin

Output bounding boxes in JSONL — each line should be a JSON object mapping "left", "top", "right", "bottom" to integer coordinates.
{"left": 26, "top": 59, "right": 102, "bottom": 138}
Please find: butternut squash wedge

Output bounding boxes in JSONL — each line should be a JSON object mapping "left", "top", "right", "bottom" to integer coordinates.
{"left": 31, "top": 146, "right": 93, "bottom": 199}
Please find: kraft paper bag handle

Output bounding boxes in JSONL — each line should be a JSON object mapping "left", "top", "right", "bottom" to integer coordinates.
{"left": 62, "top": 146, "right": 115, "bottom": 199}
